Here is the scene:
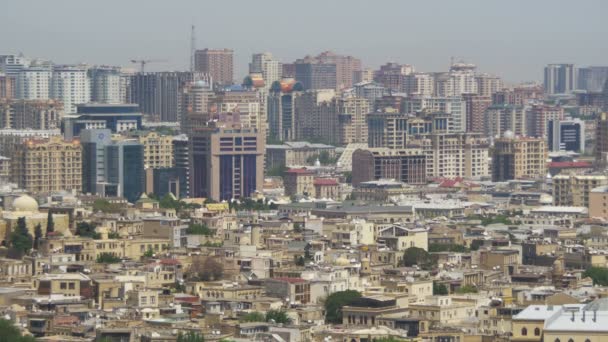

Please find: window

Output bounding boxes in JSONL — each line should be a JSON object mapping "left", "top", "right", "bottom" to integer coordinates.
{"left": 68, "top": 282, "right": 75, "bottom": 290}
{"left": 521, "top": 327, "right": 527, "bottom": 336}
{"left": 534, "top": 328, "right": 540, "bottom": 336}
{"left": 60, "top": 282, "right": 67, "bottom": 289}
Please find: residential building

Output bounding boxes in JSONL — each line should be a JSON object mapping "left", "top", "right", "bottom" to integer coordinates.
{"left": 553, "top": 174, "right": 608, "bottom": 207}
{"left": 313, "top": 178, "right": 339, "bottom": 199}
{"left": 0, "top": 128, "right": 60, "bottom": 156}
{"left": 351, "top": 148, "right": 427, "bottom": 186}
{"left": 0, "top": 73, "right": 14, "bottom": 99}
{"left": 402, "top": 72, "right": 434, "bottom": 96}
{"left": 475, "top": 73, "right": 503, "bottom": 97}
{"left": 50, "top": 65, "right": 90, "bottom": 114}
{"left": 294, "top": 57, "right": 337, "bottom": 90}
{"left": 544, "top": 63, "right": 576, "bottom": 94}
{"left": 484, "top": 104, "right": 527, "bottom": 137}
{"left": 462, "top": 94, "right": 492, "bottom": 133}
{"left": 104, "top": 140, "right": 145, "bottom": 203}
{"left": 337, "top": 96, "right": 371, "bottom": 145}
{"left": 267, "top": 78, "right": 303, "bottom": 141}
{"left": 213, "top": 89, "right": 264, "bottom": 133}
{"left": 435, "top": 62, "right": 478, "bottom": 96}
{"left": 315, "top": 51, "right": 362, "bottom": 90}
{"left": 137, "top": 131, "right": 174, "bottom": 169}
{"left": 374, "top": 62, "right": 413, "bottom": 92}
{"left": 88, "top": 66, "right": 122, "bottom": 104}
{"left": 0, "top": 99, "right": 63, "bottom": 129}
{"left": 172, "top": 134, "right": 189, "bottom": 197}
{"left": 595, "top": 112, "right": 608, "bottom": 162}
{"left": 367, "top": 110, "right": 409, "bottom": 149}
{"left": 589, "top": 186, "right": 608, "bottom": 219}
{"left": 265, "top": 141, "right": 335, "bottom": 170}
{"left": 577, "top": 66, "right": 608, "bottom": 92}
{"left": 249, "top": 52, "right": 281, "bottom": 90}
{"left": 11, "top": 136, "right": 82, "bottom": 193}
{"left": 293, "top": 89, "right": 337, "bottom": 144}
{"left": 189, "top": 123, "right": 264, "bottom": 201}
{"left": 194, "top": 48, "right": 233, "bottom": 86}
{"left": 492, "top": 135, "right": 547, "bottom": 181}
{"left": 284, "top": 168, "right": 315, "bottom": 197}
{"left": 403, "top": 96, "right": 466, "bottom": 133}
{"left": 526, "top": 104, "right": 564, "bottom": 138}
{"left": 16, "top": 66, "right": 51, "bottom": 100}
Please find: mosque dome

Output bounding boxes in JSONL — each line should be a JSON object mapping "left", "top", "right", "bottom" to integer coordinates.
{"left": 12, "top": 195, "right": 39, "bottom": 212}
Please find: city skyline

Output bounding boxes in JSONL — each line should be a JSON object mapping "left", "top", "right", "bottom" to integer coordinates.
{"left": 1, "top": 0, "right": 606, "bottom": 83}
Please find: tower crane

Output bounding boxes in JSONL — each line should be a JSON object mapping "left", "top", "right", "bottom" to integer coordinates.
{"left": 130, "top": 59, "right": 167, "bottom": 73}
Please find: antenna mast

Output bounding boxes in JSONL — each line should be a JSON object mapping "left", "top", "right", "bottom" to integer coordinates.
{"left": 190, "top": 25, "right": 196, "bottom": 72}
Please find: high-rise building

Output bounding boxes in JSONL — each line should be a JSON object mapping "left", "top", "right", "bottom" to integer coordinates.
{"left": 548, "top": 118, "right": 585, "bottom": 153}
{"left": 172, "top": 134, "right": 189, "bottom": 197}
{"left": 80, "top": 128, "right": 113, "bottom": 195}
{"left": 435, "top": 63, "right": 477, "bottom": 97}
{"left": 338, "top": 96, "right": 372, "bottom": 145}
{"left": 475, "top": 73, "right": 503, "bottom": 97}
{"left": 11, "top": 136, "right": 82, "bottom": 193}
{"left": 492, "top": 134, "right": 547, "bottom": 182}
{"left": 179, "top": 79, "right": 214, "bottom": 129}
{"left": 294, "top": 89, "right": 338, "bottom": 144}
{"left": 129, "top": 72, "right": 208, "bottom": 122}
{"left": 50, "top": 65, "right": 90, "bottom": 114}
{"left": 526, "top": 104, "right": 564, "bottom": 138}
{"left": 484, "top": 104, "right": 527, "bottom": 138}
{"left": 0, "top": 128, "right": 60, "bottom": 157}
{"left": 492, "top": 85, "right": 545, "bottom": 106}
{"left": 315, "top": 51, "right": 362, "bottom": 90}
{"left": 137, "top": 131, "right": 174, "bottom": 169}
{"left": 63, "top": 104, "right": 142, "bottom": 139}
{"left": 267, "top": 78, "right": 303, "bottom": 142}
{"left": 0, "top": 74, "right": 14, "bottom": 99}
{"left": 0, "top": 99, "right": 63, "bottom": 130}
{"left": 105, "top": 140, "right": 145, "bottom": 203}
{"left": 0, "top": 55, "right": 30, "bottom": 77}
{"left": 367, "top": 110, "right": 409, "bottom": 149}
{"left": 88, "top": 66, "right": 122, "bottom": 104}
{"left": 351, "top": 148, "right": 426, "bottom": 186}
{"left": 294, "top": 58, "right": 337, "bottom": 90}
{"left": 189, "top": 122, "right": 264, "bottom": 201}
{"left": 407, "top": 132, "right": 490, "bottom": 179}
{"left": 213, "top": 90, "right": 264, "bottom": 133}
{"left": 351, "top": 82, "right": 388, "bottom": 103}
{"left": 462, "top": 94, "right": 492, "bottom": 133}
{"left": 194, "top": 48, "right": 234, "bottom": 86}
{"left": 577, "top": 66, "right": 608, "bottom": 92}
{"left": 374, "top": 63, "right": 414, "bottom": 92}
{"left": 595, "top": 112, "right": 608, "bottom": 162}
{"left": 249, "top": 53, "right": 281, "bottom": 90}
{"left": 544, "top": 64, "right": 576, "bottom": 94}
{"left": 16, "top": 67, "right": 52, "bottom": 100}
{"left": 402, "top": 73, "right": 434, "bottom": 96}
{"left": 404, "top": 96, "right": 467, "bottom": 133}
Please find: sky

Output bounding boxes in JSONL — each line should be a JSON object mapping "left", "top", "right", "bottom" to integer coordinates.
{"left": 1, "top": 0, "right": 606, "bottom": 83}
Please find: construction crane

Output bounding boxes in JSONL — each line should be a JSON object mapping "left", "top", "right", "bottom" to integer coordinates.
{"left": 130, "top": 59, "right": 167, "bottom": 73}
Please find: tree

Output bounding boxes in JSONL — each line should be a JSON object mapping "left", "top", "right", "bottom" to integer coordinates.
{"left": 241, "top": 311, "right": 266, "bottom": 322}
{"left": 45, "top": 211, "right": 54, "bottom": 236}
{"left": 107, "top": 231, "right": 120, "bottom": 239}
{"left": 176, "top": 331, "right": 205, "bottom": 342}
{"left": 93, "top": 199, "right": 122, "bottom": 213}
{"left": 583, "top": 267, "right": 608, "bottom": 286}
{"left": 265, "top": 310, "right": 291, "bottom": 324}
{"left": 190, "top": 258, "right": 224, "bottom": 281}
{"left": 76, "top": 222, "right": 100, "bottom": 239}
{"left": 187, "top": 224, "right": 213, "bottom": 235}
{"left": 433, "top": 282, "right": 449, "bottom": 295}
{"left": 143, "top": 247, "right": 155, "bottom": 258}
{"left": 0, "top": 318, "right": 36, "bottom": 342}
{"left": 33, "top": 224, "right": 42, "bottom": 250}
{"left": 456, "top": 285, "right": 478, "bottom": 294}
{"left": 96, "top": 253, "right": 121, "bottom": 264}
{"left": 294, "top": 256, "right": 305, "bottom": 266}
{"left": 324, "top": 290, "right": 362, "bottom": 324}
{"left": 9, "top": 217, "right": 33, "bottom": 258}
{"left": 304, "top": 243, "right": 313, "bottom": 261}
{"left": 428, "top": 244, "right": 469, "bottom": 253}
{"left": 400, "top": 247, "right": 437, "bottom": 270}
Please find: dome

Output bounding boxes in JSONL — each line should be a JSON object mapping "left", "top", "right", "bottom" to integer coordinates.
{"left": 13, "top": 195, "right": 39, "bottom": 212}
{"left": 503, "top": 130, "right": 514, "bottom": 139}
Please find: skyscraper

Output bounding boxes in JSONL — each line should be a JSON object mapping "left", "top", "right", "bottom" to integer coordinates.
{"left": 338, "top": 96, "right": 372, "bottom": 145}
{"left": 544, "top": 64, "right": 576, "bottom": 94}
{"left": 0, "top": 99, "right": 63, "bottom": 130}
{"left": 51, "top": 65, "right": 90, "bottom": 114}
{"left": 105, "top": 140, "right": 145, "bottom": 202}
{"left": 577, "top": 66, "right": 608, "bottom": 92}
{"left": 294, "top": 58, "right": 337, "bottom": 90}
{"left": 267, "top": 78, "right": 303, "bottom": 142}
{"left": 194, "top": 48, "right": 234, "bottom": 86}
{"left": 548, "top": 118, "right": 585, "bottom": 153}
{"left": 250, "top": 53, "right": 282, "bottom": 90}
{"left": 88, "top": 66, "right": 122, "bottom": 104}
{"left": 16, "top": 67, "right": 51, "bottom": 100}
{"left": 0, "top": 74, "right": 14, "bottom": 99}
{"left": 315, "top": 51, "right": 362, "bottom": 90}
{"left": 595, "top": 112, "right": 608, "bottom": 162}
{"left": 63, "top": 104, "right": 142, "bottom": 139}
{"left": 492, "top": 134, "right": 547, "bottom": 181}
{"left": 189, "top": 122, "right": 264, "bottom": 201}
{"left": 462, "top": 94, "right": 491, "bottom": 133}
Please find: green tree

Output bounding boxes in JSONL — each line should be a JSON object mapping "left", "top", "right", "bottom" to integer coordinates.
{"left": 0, "top": 319, "right": 36, "bottom": 342}
{"left": 456, "top": 285, "right": 478, "bottom": 294}
{"left": 428, "top": 244, "right": 469, "bottom": 253}
{"left": 266, "top": 164, "right": 287, "bottom": 177}
{"left": 265, "top": 310, "right": 291, "bottom": 324}
{"left": 96, "top": 253, "right": 121, "bottom": 264}
{"left": 294, "top": 256, "right": 305, "bottom": 266}
{"left": 93, "top": 199, "right": 122, "bottom": 213}
{"left": 107, "top": 231, "right": 120, "bottom": 239}
{"left": 187, "top": 224, "right": 213, "bottom": 235}
{"left": 76, "top": 222, "right": 100, "bottom": 239}
{"left": 143, "top": 247, "right": 155, "bottom": 258}
{"left": 400, "top": 247, "right": 437, "bottom": 270}
{"left": 304, "top": 243, "right": 313, "bottom": 260}
{"left": 240, "top": 311, "right": 266, "bottom": 322}
{"left": 583, "top": 267, "right": 608, "bottom": 286}
{"left": 45, "top": 211, "right": 54, "bottom": 236}
{"left": 9, "top": 217, "right": 33, "bottom": 258}
{"left": 176, "top": 331, "right": 205, "bottom": 342}
{"left": 324, "top": 290, "right": 362, "bottom": 324}
{"left": 433, "top": 282, "right": 449, "bottom": 295}
{"left": 33, "top": 224, "right": 42, "bottom": 250}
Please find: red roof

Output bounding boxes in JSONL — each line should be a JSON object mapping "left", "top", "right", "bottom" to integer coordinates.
{"left": 160, "top": 258, "right": 181, "bottom": 265}
{"left": 314, "top": 178, "right": 338, "bottom": 186}
{"left": 286, "top": 168, "right": 313, "bottom": 175}
{"left": 548, "top": 161, "right": 592, "bottom": 168}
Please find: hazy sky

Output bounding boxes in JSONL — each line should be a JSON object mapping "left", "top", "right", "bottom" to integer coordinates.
{"left": 1, "top": 0, "right": 606, "bottom": 83}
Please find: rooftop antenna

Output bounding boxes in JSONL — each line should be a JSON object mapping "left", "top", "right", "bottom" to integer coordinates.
{"left": 190, "top": 24, "right": 196, "bottom": 72}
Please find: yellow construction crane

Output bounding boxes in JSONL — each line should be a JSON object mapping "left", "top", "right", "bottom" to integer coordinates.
{"left": 130, "top": 59, "right": 167, "bottom": 73}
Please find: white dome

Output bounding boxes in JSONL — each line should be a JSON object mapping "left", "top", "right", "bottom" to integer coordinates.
{"left": 13, "top": 195, "right": 39, "bottom": 212}
{"left": 503, "top": 130, "right": 514, "bottom": 139}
